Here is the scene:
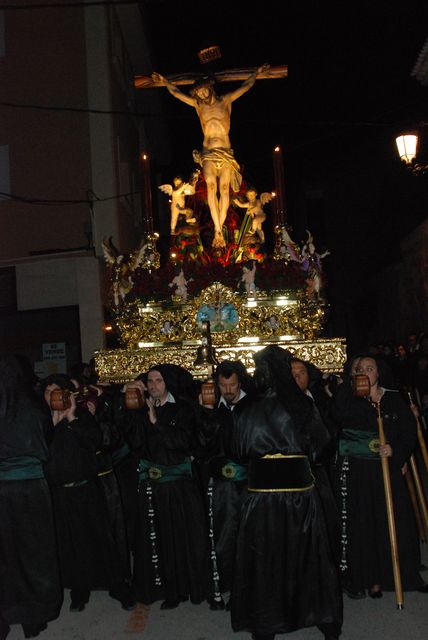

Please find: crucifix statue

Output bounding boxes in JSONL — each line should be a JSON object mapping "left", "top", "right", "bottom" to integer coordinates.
{"left": 135, "top": 54, "right": 287, "bottom": 249}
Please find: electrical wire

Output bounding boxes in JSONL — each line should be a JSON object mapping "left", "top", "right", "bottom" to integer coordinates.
{"left": 0, "top": 189, "right": 140, "bottom": 206}
{"left": 1, "top": 1, "right": 139, "bottom": 11}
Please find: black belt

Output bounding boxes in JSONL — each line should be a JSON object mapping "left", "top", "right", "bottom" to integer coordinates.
{"left": 248, "top": 454, "right": 314, "bottom": 493}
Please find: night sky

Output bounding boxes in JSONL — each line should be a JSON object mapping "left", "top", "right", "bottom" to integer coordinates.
{"left": 138, "top": 2, "right": 428, "bottom": 348}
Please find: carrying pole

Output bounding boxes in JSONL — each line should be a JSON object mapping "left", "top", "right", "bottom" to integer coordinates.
{"left": 376, "top": 402, "right": 404, "bottom": 609}
{"left": 409, "top": 454, "right": 428, "bottom": 533}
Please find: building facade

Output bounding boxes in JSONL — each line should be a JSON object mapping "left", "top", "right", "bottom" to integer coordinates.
{"left": 0, "top": 1, "right": 168, "bottom": 369}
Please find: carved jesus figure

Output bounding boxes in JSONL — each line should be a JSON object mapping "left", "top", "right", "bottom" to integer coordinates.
{"left": 152, "top": 64, "right": 269, "bottom": 248}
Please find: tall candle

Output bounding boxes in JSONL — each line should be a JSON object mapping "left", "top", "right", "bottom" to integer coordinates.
{"left": 272, "top": 145, "right": 286, "bottom": 227}
{"left": 140, "top": 152, "right": 153, "bottom": 234}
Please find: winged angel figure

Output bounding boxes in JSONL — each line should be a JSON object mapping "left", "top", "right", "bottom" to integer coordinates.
{"left": 300, "top": 230, "right": 330, "bottom": 298}
{"left": 102, "top": 236, "right": 148, "bottom": 306}
{"left": 158, "top": 170, "right": 199, "bottom": 234}
{"left": 233, "top": 188, "right": 274, "bottom": 243}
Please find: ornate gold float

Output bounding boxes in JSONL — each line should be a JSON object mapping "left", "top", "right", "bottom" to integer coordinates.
{"left": 95, "top": 283, "right": 346, "bottom": 382}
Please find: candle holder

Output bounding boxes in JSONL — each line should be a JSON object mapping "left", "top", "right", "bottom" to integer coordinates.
{"left": 272, "top": 146, "right": 286, "bottom": 228}
{"left": 140, "top": 152, "right": 155, "bottom": 235}
{"left": 140, "top": 232, "right": 160, "bottom": 271}
{"left": 272, "top": 225, "right": 288, "bottom": 261}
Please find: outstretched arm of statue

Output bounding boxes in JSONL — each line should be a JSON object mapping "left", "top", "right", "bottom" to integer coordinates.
{"left": 152, "top": 71, "right": 195, "bottom": 107}
{"left": 228, "top": 63, "right": 270, "bottom": 103}
{"left": 233, "top": 198, "right": 250, "bottom": 209}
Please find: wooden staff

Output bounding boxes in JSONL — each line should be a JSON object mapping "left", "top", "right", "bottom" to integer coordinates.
{"left": 405, "top": 466, "right": 427, "bottom": 542}
{"left": 409, "top": 453, "right": 428, "bottom": 532}
{"left": 416, "top": 416, "right": 428, "bottom": 472}
{"left": 408, "top": 392, "right": 428, "bottom": 471}
{"left": 415, "top": 388, "right": 428, "bottom": 430}
{"left": 375, "top": 402, "right": 404, "bottom": 609}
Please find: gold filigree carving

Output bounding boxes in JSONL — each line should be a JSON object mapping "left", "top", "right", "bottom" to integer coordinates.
{"left": 98, "top": 284, "right": 341, "bottom": 382}
{"left": 113, "top": 285, "right": 327, "bottom": 348}
{"left": 95, "top": 337, "right": 347, "bottom": 383}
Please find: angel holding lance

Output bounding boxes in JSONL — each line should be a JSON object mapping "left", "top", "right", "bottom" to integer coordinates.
{"left": 152, "top": 64, "right": 270, "bottom": 248}
{"left": 102, "top": 236, "right": 148, "bottom": 307}
{"left": 158, "top": 170, "right": 200, "bottom": 235}
{"left": 233, "top": 187, "right": 273, "bottom": 244}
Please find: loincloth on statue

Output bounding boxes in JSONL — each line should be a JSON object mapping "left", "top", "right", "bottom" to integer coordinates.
{"left": 192, "top": 147, "right": 242, "bottom": 192}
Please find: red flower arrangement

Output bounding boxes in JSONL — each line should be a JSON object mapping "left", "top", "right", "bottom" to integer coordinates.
{"left": 123, "top": 176, "right": 306, "bottom": 303}
{"left": 128, "top": 255, "right": 305, "bottom": 304}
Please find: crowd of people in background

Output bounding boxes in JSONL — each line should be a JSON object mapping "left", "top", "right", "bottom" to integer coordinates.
{"left": 361, "top": 332, "right": 428, "bottom": 421}
{"left": 1, "top": 332, "right": 428, "bottom": 640}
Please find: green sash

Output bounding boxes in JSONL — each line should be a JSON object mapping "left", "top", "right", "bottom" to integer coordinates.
{"left": 218, "top": 459, "right": 247, "bottom": 481}
{"left": 0, "top": 456, "right": 44, "bottom": 480}
{"left": 138, "top": 457, "right": 192, "bottom": 483}
{"left": 339, "top": 429, "right": 380, "bottom": 459}
{"left": 112, "top": 442, "right": 130, "bottom": 465}
{"left": 219, "top": 459, "right": 247, "bottom": 481}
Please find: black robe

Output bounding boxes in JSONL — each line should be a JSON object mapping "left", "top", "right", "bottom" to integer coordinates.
{"left": 92, "top": 393, "right": 132, "bottom": 582}
{"left": 95, "top": 386, "right": 140, "bottom": 554}
{"left": 124, "top": 398, "right": 210, "bottom": 605}
{"left": 331, "top": 384, "right": 423, "bottom": 592}
{"left": 195, "top": 396, "right": 251, "bottom": 595}
{"left": 0, "top": 396, "right": 62, "bottom": 626}
{"left": 45, "top": 408, "right": 128, "bottom": 593}
{"left": 230, "top": 392, "right": 343, "bottom": 637}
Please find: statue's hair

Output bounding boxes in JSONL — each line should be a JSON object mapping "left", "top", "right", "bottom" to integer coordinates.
{"left": 190, "top": 76, "right": 216, "bottom": 98}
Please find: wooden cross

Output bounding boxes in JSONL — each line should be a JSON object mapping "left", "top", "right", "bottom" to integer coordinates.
{"left": 134, "top": 65, "right": 288, "bottom": 90}
{"left": 134, "top": 50, "right": 287, "bottom": 250}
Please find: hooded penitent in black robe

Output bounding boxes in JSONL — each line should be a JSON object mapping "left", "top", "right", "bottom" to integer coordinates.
{"left": 195, "top": 393, "right": 251, "bottom": 598}
{"left": 95, "top": 384, "right": 140, "bottom": 555}
{"left": 45, "top": 405, "right": 129, "bottom": 601}
{"left": 122, "top": 365, "right": 210, "bottom": 606}
{"left": 0, "top": 395, "right": 63, "bottom": 629}
{"left": 331, "top": 379, "right": 424, "bottom": 593}
{"left": 230, "top": 346, "right": 343, "bottom": 638}
{"left": 290, "top": 357, "right": 341, "bottom": 565}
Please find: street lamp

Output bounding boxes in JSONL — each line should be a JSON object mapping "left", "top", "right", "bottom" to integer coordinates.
{"left": 395, "top": 133, "right": 428, "bottom": 175}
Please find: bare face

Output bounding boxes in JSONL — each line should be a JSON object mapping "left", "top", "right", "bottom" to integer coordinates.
{"left": 146, "top": 370, "right": 168, "bottom": 402}
{"left": 291, "top": 361, "right": 309, "bottom": 392}
{"left": 356, "top": 357, "right": 379, "bottom": 388}
{"left": 44, "top": 383, "right": 60, "bottom": 405}
{"left": 218, "top": 373, "right": 241, "bottom": 404}
{"left": 194, "top": 85, "right": 214, "bottom": 103}
{"left": 397, "top": 345, "right": 406, "bottom": 357}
